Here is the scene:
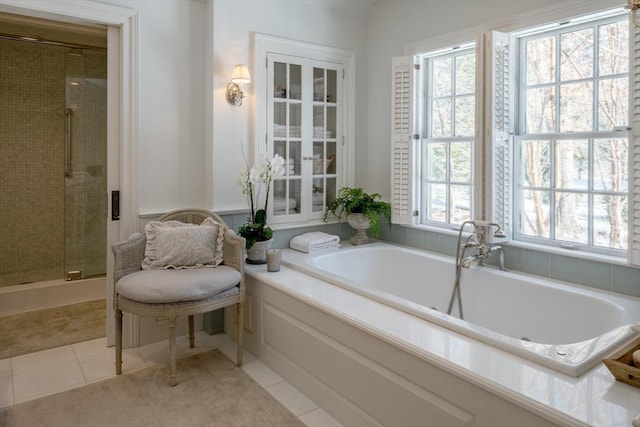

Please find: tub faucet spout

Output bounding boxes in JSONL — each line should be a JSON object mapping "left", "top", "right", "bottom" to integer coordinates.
{"left": 460, "top": 244, "right": 505, "bottom": 270}
{"left": 490, "top": 245, "right": 505, "bottom": 271}
{"left": 460, "top": 254, "right": 483, "bottom": 268}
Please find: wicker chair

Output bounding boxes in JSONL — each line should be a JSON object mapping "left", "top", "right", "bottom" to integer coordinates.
{"left": 112, "top": 209, "right": 245, "bottom": 386}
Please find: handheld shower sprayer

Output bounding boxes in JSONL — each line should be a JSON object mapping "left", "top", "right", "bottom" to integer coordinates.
{"left": 492, "top": 225, "right": 507, "bottom": 239}
{"left": 448, "top": 219, "right": 507, "bottom": 318}
{"left": 467, "top": 220, "right": 506, "bottom": 240}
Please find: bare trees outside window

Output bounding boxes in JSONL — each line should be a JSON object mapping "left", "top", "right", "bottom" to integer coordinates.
{"left": 517, "top": 16, "right": 629, "bottom": 252}
{"left": 424, "top": 49, "right": 475, "bottom": 225}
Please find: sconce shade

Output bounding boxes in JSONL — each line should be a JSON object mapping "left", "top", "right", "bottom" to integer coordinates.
{"left": 227, "top": 64, "right": 251, "bottom": 106}
{"left": 230, "top": 64, "right": 251, "bottom": 84}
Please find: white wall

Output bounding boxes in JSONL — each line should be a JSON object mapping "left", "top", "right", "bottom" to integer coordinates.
{"left": 209, "top": 0, "right": 371, "bottom": 212}
{"left": 90, "top": 0, "right": 208, "bottom": 215}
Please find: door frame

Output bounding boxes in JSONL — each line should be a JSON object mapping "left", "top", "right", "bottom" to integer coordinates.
{"left": 0, "top": 0, "right": 138, "bottom": 347}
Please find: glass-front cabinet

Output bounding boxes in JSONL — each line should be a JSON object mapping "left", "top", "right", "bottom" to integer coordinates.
{"left": 267, "top": 53, "right": 342, "bottom": 223}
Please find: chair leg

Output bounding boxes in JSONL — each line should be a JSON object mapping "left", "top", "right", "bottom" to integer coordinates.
{"left": 236, "top": 302, "right": 244, "bottom": 366}
{"left": 115, "top": 309, "right": 123, "bottom": 375}
{"left": 188, "top": 315, "right": 195, "bottom": 348}
{"left": 168, "top": 316, "right": 177, "bottom": 387}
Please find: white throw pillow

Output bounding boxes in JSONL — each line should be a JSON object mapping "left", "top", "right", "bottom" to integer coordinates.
{"left": 141, "top": 217, "right": 225, "bottom": 270}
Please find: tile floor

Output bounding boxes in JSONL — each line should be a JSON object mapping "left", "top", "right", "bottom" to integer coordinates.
{"left": 0, "top": 332, "right": 342, "bottom": 427}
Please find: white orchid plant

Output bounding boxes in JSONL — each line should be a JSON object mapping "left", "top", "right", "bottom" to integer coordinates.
{"left": 237, "top": 153, "right": 285, "bottom": 248}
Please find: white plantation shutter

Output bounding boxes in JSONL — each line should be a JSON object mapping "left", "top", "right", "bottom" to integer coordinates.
{"left": 391, "top": 56, "right": 419, "bottom": 225}
{"left": 629, "top": 17, "right": 640, "bottom": 266}
{"left": 480, "top": 31, "right": 513, "bottom": 236}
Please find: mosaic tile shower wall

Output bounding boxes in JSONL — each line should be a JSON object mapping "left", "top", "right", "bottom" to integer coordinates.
{"left": 0, "top": 36, "right": 107, "bottom": 287}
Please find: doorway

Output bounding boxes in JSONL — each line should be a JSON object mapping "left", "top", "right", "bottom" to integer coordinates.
{"left": 0, "top": 0, "right": 137, "bottom": 349}
{"left": 0, "top": 13, "right": 108, "bottom": 288}
{"left": 0, "top": 13, "right": 108, "bottom": 357}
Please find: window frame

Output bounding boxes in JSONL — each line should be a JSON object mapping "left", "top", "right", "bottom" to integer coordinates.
{"left": 512, "top": 13, "right": 629, "bottom": 257}
{"left": 393, "top": 1, "right": 639, "bottom": 264}
{"left": 420, "top": 45, "right": 477, "bottom": 228}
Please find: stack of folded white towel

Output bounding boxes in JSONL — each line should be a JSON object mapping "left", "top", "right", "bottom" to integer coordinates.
{"left": 273, "top": 196, "right": 298, "bottom": 213}
{"left": 274, "top": 124, "right": 286, "bottom": 137}
{"left": 284, "top": 158, "right": 295, "bottom": 175}
{"left": 313, "top": 126, "right": 333, "bottom": 138}
{"left": 274, "top": 124, "right": 302, "bottom": 138}
{"left": 289, "top": 232, "right": 340, "bottom": 253}
{"left": 274, "top": 125, "right": 330, "bottom": 139}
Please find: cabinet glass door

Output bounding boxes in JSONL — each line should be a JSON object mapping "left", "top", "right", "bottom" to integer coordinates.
{"left": 272, "top": 60, "right": 302, "bottom": 217}
{"left": 311, "top": 66, "right": 338, "bottom": 214}
{"left": 266, "top": 53, "right": 343, "bottom": 223}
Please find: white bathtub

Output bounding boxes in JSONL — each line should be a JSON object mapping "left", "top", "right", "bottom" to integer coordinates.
{"left": 282, "top": 242, "right": 640, "bottom": 377}
{"left": 0, "top": 277, "right": 106, "bottom": 317}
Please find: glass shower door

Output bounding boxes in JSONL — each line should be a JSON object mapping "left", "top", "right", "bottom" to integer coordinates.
{"left": 64, "top": 49, "right": 107, "bottom": 280}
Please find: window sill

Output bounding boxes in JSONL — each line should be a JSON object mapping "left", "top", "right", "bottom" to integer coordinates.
{"left": 270, "top": 218, "right": 333, "bottom": 231}
{"left": 404, "top": 223, "right": 466, "bottom": 238}
{"left": 401, "top": 224, "right": 635, "bottom": 268}
{"left": 503, "top": 240, "right": 632, "bottom": 267}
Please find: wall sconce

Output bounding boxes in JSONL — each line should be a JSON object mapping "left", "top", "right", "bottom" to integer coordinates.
{"left": 627, "top": 0, "right": 640, "bottom": 28}
{"left": 226, "top": 64, "right": 251, "bottom": 106}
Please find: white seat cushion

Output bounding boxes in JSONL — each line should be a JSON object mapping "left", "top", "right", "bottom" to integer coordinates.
{"left": 116, "top": 266, "right": 241, "bottom": 303}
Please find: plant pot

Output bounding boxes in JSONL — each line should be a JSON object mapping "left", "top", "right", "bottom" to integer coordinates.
{"left": 246, "top": 239, "right": 273, "bottom": 264}
{"left": 347, "top": 213, "right": 370, "bottom": 245}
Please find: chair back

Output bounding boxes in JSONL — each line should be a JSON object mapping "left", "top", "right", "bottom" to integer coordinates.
{"left": 159, "top": 209, "right": 226, "bottom": 226}
{"left": 158, "top": 208, "right": 245, "bottom": 277}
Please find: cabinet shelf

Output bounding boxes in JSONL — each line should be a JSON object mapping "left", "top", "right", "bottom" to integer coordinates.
{"left": 274, "top": 176, "right": 301, "bottom": 180}
{"left": 273, "top": 98, "right": 303, "bottom": 104}
{"left": 312, "top": 101, "right": 337, "bottom": 107}
{"left": 274, "top": 175, "right": 301, "bottom": 180}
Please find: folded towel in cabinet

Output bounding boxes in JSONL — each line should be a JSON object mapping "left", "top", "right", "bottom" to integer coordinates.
{"left": 312, "top": 192, "right": 324, "bottom": 205}
{"left": 289, "top": 232, "right": 340, "bottom": 253}
{"left": 273, "top": 197, "right": 298, "bottom": 211}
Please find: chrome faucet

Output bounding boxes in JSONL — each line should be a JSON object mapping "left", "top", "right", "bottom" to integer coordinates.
{"left": 458, "top": 220, "right": 506, "bottom": 271}
{"left": 447, "top": 220, "right": 507, "bottom": 319}
{"left": 461, "top": 245, "right": 505, "bottom": 270}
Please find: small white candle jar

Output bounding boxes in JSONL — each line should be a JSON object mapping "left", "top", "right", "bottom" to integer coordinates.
{"left": 266, "top": 248, "right": 281, "bottom": 272}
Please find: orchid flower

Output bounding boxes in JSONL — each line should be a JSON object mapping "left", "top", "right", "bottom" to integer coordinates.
{"left": 238, "top": 153, "right": 284, "bottom": 227}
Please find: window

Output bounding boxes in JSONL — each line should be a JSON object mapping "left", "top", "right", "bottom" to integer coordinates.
{"left": 391, "top": 8, "right": 640, "bottom": 264}
{"left": 515, "top": 16, "right": 629, "bottom": 255}
{"left": 423, "top": 48, "right": 475, "bottom": 226}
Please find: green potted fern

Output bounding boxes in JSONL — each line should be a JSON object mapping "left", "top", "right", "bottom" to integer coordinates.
{"left": 323, "top": 187, "right": 392, "bottom": 245}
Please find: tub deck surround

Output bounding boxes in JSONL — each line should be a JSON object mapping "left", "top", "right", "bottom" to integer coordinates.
{"left": 282, "top": 243, "right": 640, "bottom": 378}
{"left": 240, "top": 245, "right": 640, "bottom": 427}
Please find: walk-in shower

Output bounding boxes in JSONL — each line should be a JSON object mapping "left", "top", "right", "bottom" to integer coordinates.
{"left": 0, "top": 14, "right": 108, "bottom": 313}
